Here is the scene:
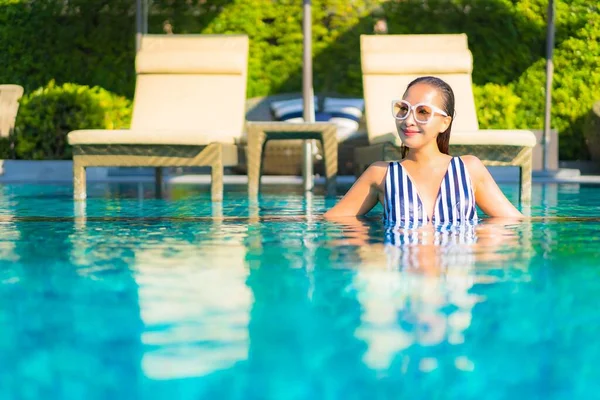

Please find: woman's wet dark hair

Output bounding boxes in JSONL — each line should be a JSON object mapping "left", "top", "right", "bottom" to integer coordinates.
{"left": 401, "top": 76, "right": 455, "bottom": 158}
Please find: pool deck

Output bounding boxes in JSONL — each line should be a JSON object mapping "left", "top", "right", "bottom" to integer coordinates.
{"left": 0, "top": 160, "right": 599, "bottom": 186}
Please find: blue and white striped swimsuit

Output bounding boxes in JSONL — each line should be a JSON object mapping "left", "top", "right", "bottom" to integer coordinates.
{"left": 383, "top": 157, "right": 478, "bottom": 225}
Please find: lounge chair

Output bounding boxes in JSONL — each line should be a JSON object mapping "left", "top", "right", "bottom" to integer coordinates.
{"left": 0, "top": 85, "right": 24, "bottom": 156}
{"left": 355, "top": 34, "right": 537, "bottom": 203}
{"left": 67, "top": 34, "right": 249, "bottom": 201}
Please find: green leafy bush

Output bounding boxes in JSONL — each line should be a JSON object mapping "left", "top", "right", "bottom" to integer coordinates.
{"left": 474, "top": 84, "right": 521, "bottom": 129}
{"left": 89, "top": 86, "right": 133, "bottom": 130}
{"left": 14, "top": 81, "right": 132, "bottom": 160}
{"left": 584, "top": 101, "right": 600, "bottom": 162}
{"left": 383, "top": 0, "right": 546, "bottom": 86}
{"left": 201, "top": 0, "right": 380, "bottom": 97}
{"left": 0, "top": 0, "right": 136, "bottom": 97}
{"left": 511, "top": 6, "right": 600, "bottom": 159}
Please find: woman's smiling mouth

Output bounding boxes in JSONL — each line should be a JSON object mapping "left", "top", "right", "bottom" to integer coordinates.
{"left": 401, "top": 128, "right": 420, "bottom": 137}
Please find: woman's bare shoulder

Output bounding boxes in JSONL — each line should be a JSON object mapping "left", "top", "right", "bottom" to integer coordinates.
{"left": 369, "top": 160, "right": 391, "bottom": 170}
{"left": 352, "top": 161, "right": 389, "bottom": 188}
{"left": 364, "top": 161, "right": 390, "bottom": 180}
{"left": 459, "top": 155, "right": 486, "bottom": 177}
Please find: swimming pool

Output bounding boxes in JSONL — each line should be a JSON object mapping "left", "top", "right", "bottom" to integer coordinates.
{"left": 0, "top": 182, "right": 599, "bottom": 399}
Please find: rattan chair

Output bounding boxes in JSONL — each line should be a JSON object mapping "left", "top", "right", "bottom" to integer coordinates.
{"left": 67, "top": 34, "right": 249, "bottom": 201}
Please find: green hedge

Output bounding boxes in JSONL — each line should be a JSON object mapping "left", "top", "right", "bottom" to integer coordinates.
{"left": 14, "top": 81, "right": 131, "bottom": 160}
{"left": 200, "top": 0, "right": 380, "bottom": 97}
{"left": 1, "top": 0, "right": 599, "bottom": 159}
{"left": 0, "top": 0, "right": 136, "bottom": 97}
{"left": 474, "top": 84, "right": 522, "bottom": 129}
{"left": 0, "top": 0, "right": 232, "bottom": 97}
{"left": 511, "top": 5, "right": 600, "bottom": 159}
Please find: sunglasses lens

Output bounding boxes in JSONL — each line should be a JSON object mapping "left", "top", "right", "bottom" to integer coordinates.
{"left": 393, "top": 102, "right": 410, "bottom": 119}
{"left": 414, "top": 105, "right": 433, "bottom": 123}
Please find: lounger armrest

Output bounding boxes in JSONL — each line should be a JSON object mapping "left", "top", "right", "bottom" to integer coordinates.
{"left": 67, "top": 129, "right": 238, "bottom": 146}
{"left": 450, "top": 129, "right": 537, "bottom": 147}
{"left": 370, "top": 132, "right": 402, "bottom": 147}
{"left": 367, "top": 129, "right": 537, "bottom": 148}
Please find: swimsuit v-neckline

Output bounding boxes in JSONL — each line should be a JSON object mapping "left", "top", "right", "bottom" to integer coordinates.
{"left": 398, "top": 157, "right": 455, "bottom": 222}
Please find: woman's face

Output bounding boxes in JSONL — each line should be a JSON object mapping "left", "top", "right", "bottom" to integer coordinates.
{"left": 394, "top": 83, "right": 452, "bottom": 150}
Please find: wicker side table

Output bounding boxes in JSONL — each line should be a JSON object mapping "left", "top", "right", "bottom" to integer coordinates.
{"left": 246, "top": 121, "right": 338, "bottom": 198}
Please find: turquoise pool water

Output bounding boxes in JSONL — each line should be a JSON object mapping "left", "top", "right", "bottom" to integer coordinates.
{"left": 0, "top": 182, "right": 599, "bottom": 399}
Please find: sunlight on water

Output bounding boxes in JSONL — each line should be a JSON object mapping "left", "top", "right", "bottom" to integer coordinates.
{"left": 0, "top": 182, "right": 599, "bottom": 398}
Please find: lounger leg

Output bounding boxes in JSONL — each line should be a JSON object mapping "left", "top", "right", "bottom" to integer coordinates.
{"left": 155, "top": 167, "right": 163, "bottom": 198}
{"left": 320, "top": 127, "right": 338, "bottom": 197}
{"left": 211, "top": 159, "right": 224, "bottom": 202}
{"left": 247, "top": 127, "right": 266, "bottom": 198}
{"left": 520, "top": 148, "right": 533, "bottom": 204}
{"left": 73, "top": 158, "right": 87, "bottom": 200}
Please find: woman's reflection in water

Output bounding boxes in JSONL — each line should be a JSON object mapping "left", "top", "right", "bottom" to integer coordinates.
{"left": 327, "top": 216, "right": 530, "bottom": 376}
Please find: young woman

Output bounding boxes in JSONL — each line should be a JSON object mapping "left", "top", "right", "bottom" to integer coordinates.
{"left": 324, "top": 76, "right": 523, "bottom": 223}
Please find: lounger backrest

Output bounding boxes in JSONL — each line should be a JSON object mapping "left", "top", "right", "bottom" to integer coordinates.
{"left": 131, "top": 34, "right": 249, "bottom": 139}
{"left": 0, "top": 84, "right": 24, "bottom": 138}
{"left": 360, "top": 34, "right": 478, "bottom": 145}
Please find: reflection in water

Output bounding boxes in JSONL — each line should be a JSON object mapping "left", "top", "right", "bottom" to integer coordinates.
{"left": 383, "top": 222, "right": 478, "bottom": 273}
{"left": 0, "top": 222, "right": 144, "bottom": 398}
{"left": 71, "top": 204, "right": 252, "bottom": 382}
{"left": 0, "top": 218, "right": 19, "bottom": 263}
{"left": 0, "top": 186, "right": 19, "bottom": 263}
{"left": 5, "top": 181, "right": 600, "bottom": 397}
{"left": 136, "top": 232, "right": 251, "bottom": 380}
{"left": 328, "top": 217, "right": 534, "bottom": 375}
{"left": 241, "top": 213, "right": 374, "bottom": 398}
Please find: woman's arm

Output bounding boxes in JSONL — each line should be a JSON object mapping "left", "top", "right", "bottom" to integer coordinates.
{"left": 462, "top": 155, "right": 524, "bottom": 218}
{"left": 323, "top": 162, "right": 387, "bottom": 218}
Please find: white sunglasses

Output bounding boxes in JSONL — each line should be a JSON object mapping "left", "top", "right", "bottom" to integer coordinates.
{"left": 391, "top": 99, "right": 448, "bottom": 124}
